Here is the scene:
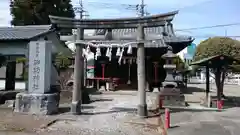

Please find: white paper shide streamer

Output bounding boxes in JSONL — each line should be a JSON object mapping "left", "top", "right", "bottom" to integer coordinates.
{"left": 116, "top": 47, "right": 121, "bottom": 56}
{"left": 106, "top": 47, "right": 112, "bottom": 61}
{"left": 118, "top": 47, "right": 124, "bottom": 64}
{"left": 95, "top": 47, "right": 101, "bottom": 60}
{"left": 127, "top": 44, "right": 132, "bottom": 54}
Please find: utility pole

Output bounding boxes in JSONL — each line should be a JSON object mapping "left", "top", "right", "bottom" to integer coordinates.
{"left": 73, "top": 0, "right": 89, "bottom": 19}
{"left": 140, "top": 0, "right": 145, "bottom": 17}
{"left": 136, "top": 0, "right": 149, "bottom": 17}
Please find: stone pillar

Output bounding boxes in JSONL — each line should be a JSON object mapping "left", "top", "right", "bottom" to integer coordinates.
{"left": 5, "top": 60, "right": 16, "bottom": 90}
{"left": 71, "top": 28, "right": 84, "bottom": 114}
{"left": 14, "top": 41, "right": 59, "bottom": 115}
{"left": 137, "top": 25, "right": 147, "bottom": 117}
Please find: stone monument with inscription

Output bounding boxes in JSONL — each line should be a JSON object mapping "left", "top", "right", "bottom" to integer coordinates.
{"left": 14, "top": 41, "right": 59, "bottom": 115}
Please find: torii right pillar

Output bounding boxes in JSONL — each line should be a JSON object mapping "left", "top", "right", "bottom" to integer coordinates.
{"left": 137, "top": 25, "right": 147, "bottom": 117}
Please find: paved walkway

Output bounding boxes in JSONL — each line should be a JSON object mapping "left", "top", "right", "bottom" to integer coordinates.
{"left": 167, "top": 108, "right": 240, "bottom": 135}
{"left": 167, "top": 84, "right": 240, "bottom": 135}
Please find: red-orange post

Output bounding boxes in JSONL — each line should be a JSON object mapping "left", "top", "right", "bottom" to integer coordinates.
{"left": 217, "top": 100, "right": 223, "bottom": 110}
{"left": 165, "top": 108, "right": 170, "bottom": 129}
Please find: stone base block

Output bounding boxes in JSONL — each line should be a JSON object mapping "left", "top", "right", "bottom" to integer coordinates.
{"left": 71, "top": 101, "right": 81, "bottom": 115}
{"left": 99, "top": 86, "right": 106, "bottom": 91}
{"left": 137, "top": 104, "right": 148, "bottom": 117}
{"left": 153, "top": 88, "right": 160, "bottom": 92}
{"left": 14, "top": 93, "right": 59, "bottom": 115}
{"left": 162, "top": 94, "right": 186, "bottom": 106}
{"left": 200, "top": 95, "right": 212, "bottom": 107}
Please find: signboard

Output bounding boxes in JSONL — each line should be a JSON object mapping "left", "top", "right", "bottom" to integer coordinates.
{"left": 187, "top": 43, "right": 196, "bottom": 56}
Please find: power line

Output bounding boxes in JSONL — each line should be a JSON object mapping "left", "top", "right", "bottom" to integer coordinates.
{"left": 73, "top": 1, "right": 150, "bottom": 16}
{"left": 175, "top": 22, "right": 240, "bottom": 31}
{"left": 176, "top": 0, "right": 216, "bottom": 11}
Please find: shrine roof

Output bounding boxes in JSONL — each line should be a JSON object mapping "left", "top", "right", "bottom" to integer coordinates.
{"left": 94, "top": 27, "right": 193, "bottom": 43}
{"left": 190, "top": 55, "right": 239, "bottom": 67}
{"left": 0, "top": 25, "right": 53, "bottom": 41}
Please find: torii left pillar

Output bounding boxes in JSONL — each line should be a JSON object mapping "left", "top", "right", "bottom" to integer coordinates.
{"left": 71, "top": 28, "right": 84, "bottom": 114}
{"left": 137, "top": 25, "right": 147, "bottom": 117}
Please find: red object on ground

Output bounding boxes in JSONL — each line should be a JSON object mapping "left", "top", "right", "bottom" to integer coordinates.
{"left": 165, "top": 108, "right": 170, "bottom": 129}
{"left": 101, "top": 64, "right": 105, "bottom": 80}
{"left": 217, "top": 100, "right": 223, "bottom": 110}
{"left": 159, "top": 95, "right": 163, "bottom": 109}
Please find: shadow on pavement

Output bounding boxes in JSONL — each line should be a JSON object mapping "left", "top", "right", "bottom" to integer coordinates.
{"left": 80, "top": 107, "right": 137, "bottom": 115}
{"left": 211, "top": 96, "right": 240, "bottom": 109}
{"left": 182, "top": 87, "right": 205, "bottom": 94}
{"left": 90, "top": 98, "right": 113, "bottom": 103}
{"left": 57, "top": 105, "right": 96, "bottom": 114}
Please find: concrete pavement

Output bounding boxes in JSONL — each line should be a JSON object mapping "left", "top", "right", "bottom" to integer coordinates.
{"left": 167, "top": 108, "right": 240, "bottom": 135}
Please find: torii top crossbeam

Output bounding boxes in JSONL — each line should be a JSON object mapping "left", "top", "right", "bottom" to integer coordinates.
{"left": 49, "top": 11, "right": 193, "bottom": 53}
{"left": 49, "top": 11, "right": 178, "bottom": 29}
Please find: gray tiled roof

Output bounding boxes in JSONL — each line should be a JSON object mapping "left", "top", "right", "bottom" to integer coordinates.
{"left": 0, "top": 25, "right": 52, "bottom": 40}
{"left": 93, "top": 26, "right": 193, "bottom": 48}
{"left": 112, "top": 27, "right": 173, "bottom": 37}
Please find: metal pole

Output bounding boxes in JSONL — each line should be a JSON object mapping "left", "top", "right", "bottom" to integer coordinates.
{"left": 140, "top": 0, "right": 144, "bottom": 16}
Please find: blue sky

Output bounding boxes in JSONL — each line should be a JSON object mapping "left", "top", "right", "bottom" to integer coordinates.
{"left": 1, "top": 0, "right": 240, "bottom": 44}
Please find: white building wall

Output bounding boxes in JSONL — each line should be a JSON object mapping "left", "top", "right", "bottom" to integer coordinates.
{"left": 177, "top": 47, "right": 188, "bottom": 61}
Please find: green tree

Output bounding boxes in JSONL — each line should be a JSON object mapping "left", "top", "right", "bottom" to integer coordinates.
{"left": 16, "top": 53, "right": 72, "bottom": 80}
{"left": 10, "top": 0, "right": 75, "bottom": 25}
{"left": 54, "top": 53, "right": 72, "bottom": 71}
{"left": 173, "top": 56, "right": 187, "bottom": 71}
{"left": 193, "top": 37, "right": 240, "bottom": 98}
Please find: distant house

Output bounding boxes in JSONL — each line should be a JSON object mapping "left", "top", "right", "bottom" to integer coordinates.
{"left": 0, "top": 25, "right": 72, "bottom": 90}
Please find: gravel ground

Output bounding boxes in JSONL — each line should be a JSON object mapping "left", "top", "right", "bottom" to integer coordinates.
{"left": 41, "top": 94, "right": 161, "bottom": 135}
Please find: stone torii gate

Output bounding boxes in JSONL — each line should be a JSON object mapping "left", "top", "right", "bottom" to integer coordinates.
{"left": 49, "top": 11, "right": 177, "bottom": 116}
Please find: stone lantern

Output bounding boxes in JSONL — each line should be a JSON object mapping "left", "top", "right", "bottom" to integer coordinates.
{"left": 160, "top": 46, "right": 185, "bottom": 106}
{"left": 162, "top": 46, "right": 177, "bottom": 84}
